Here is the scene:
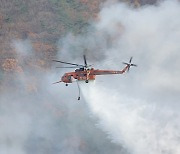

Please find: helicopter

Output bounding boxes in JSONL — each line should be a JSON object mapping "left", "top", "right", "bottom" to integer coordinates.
{"left": 53, "top": 55, "right": 137, "bottom": 100}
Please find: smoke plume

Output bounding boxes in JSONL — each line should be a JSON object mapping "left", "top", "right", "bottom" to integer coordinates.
{"left": 0, "top": 39, "right": 124, "bottom": 154}
{"left": 58, "top": 0, "right": 180, "bottom": 154}
{"left": 79, "top": 1, "right": 180, "bottom": 154}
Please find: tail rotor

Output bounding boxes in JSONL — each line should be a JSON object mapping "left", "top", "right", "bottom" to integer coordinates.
{"left": 123, "top": 57, "right": 137, "bottom": 72}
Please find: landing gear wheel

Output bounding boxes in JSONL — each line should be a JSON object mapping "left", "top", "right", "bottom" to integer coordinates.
{"left": 65, "top": 83, "right": 68, "bottom": 86}
{"left": 85, "top": 80, "right": 89, "bottom": 83}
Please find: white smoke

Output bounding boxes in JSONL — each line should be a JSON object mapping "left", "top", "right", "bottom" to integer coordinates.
{"left": 79, "top": 0, "right": 180, "bottom": 154}
{"left": 12, "top": 39, "right": 33, "bottom": 56}
{"left": 2, "top": 0, "right": 180, "bottom": 153}
{"left": 0, "top": 41, "right": 124, "bottom": 153}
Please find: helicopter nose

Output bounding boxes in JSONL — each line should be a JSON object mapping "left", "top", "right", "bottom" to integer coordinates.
{"left": 61, "top": 76, "right": 65, "bottom": 82}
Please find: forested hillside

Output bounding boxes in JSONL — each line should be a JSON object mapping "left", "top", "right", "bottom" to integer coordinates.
{"left": 0, "top": 0, "right": 157, "bottom": 64}
{"left": 0, "top": 0, "right": 103, "bottom": 58}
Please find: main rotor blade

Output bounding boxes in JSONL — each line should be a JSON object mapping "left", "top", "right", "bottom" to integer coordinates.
{"left": 83, "top": 55, "right": 87, "bottom": 67}
{"left": 56, "top": 66, "right": 79, "bottom": 68}
{"left": 52, "top": 60, "right": 84, "bottom": 67}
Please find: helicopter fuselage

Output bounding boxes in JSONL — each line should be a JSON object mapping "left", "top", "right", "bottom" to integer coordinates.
{"left": 60, "top": 66, "right": 128, "bottom": 84}
{"left": 61, "top": 68, "right": 95, "bottom": 83}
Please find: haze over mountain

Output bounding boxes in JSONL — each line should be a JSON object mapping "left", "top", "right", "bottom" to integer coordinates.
{"left": 1, "top": 0, "right": 179, "bottom": 154}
